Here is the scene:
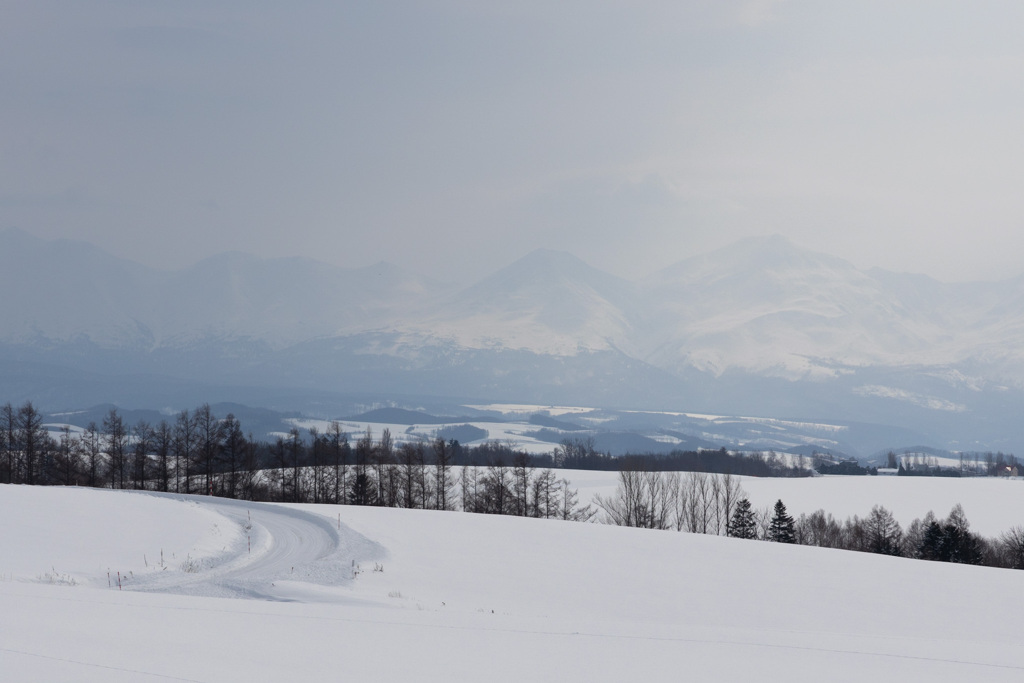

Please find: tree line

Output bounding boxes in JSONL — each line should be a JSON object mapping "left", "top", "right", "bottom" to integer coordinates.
{"left": 890, "top": 449, "right": 1021, "bottom": 477}
{"left": 729, "top": 499, "right": 1024, "bottom": 569}
{"left": 594, "top": 457, "right": 1024, "bottom": 570}
{"left": 0, "top": 401, "right": 594, "bottom": 522}
{"left": 549, "top": 439, "right": 810, "bottom": 477}
{"left": 7, "top": 399, "right": 1024, "bottom": 569}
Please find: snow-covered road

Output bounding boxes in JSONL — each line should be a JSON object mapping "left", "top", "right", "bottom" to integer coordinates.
{"left": 126, "top": 493, "right": 383, "bottom": 601}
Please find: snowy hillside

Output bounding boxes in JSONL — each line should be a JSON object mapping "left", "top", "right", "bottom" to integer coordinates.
{"left": 401, "top": 249, "right": 641, "bottom": 356}
{"left": 642, "top": 236, "right": 958, "bottom": 377}
{"left": 5, "top": 483, "right": 1024, "bottom": 682}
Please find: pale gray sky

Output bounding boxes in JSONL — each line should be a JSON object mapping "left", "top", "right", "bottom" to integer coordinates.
{"left": 4, "top": 1, "right": 1024, "bottom": 282}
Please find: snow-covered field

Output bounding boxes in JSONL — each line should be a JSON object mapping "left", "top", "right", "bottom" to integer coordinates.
{"left": 282, "top": 416, "right": 563, "bottom": 455}
{"left": 5, "top": 478, "right": 1024, "bottom": 682}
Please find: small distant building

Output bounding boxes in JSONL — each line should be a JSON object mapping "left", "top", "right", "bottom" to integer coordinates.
{"left": 877, "top": 467, "right": 898, "bottom": 476}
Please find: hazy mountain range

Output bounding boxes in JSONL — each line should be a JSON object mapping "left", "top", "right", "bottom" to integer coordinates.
{"left": 4, "top": 227, "right": 1024, "bottom": 454}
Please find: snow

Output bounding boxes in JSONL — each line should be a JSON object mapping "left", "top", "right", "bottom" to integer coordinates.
{"left": 740, "top": 475, "right": 1024, "bottom": 536}
{"left": 462, "top": 403, "right": 597, "bottom": 416}
{"left": 566, "top": 469, "right": 1024, "bottom": 537}
{"left": 897, "top": 452, "right": 979, "bottom": 471}
{"left": 0, "top": 486, "right": 237, "bottom": 585}
{"left": 284, "top": 416, "right": 564, "bottom": 455}
{"left": 5, "top": 481, "right": 1024, "bottom": 681}
{"left": 854, "top": 384, "right": 968, "bottom": 412}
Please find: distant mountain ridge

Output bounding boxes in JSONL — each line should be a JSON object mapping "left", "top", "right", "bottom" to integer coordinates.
{"left": 0, "top": 229, "right": 456, "bottom": 349}
{"left": 6, "top": 227, "right": 1024, "bottom": 452}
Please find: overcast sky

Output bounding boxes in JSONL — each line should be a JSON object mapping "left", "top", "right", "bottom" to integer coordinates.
{"left": 4, "top": 1, "right": 1024, "bottom": 283}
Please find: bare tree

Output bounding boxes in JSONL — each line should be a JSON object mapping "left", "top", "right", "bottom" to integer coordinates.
{"left": 374, "top": 428, "right": 393, "bottom": 506}
{"left": 308, "top": 426, "right": 324, "bottom": 503}
{"left": 17, "top": 401, "right": 46, "bottom": 485}
{"left": 594, "top": 460, "right": 645, "bottom": 527}
{"left": 459, "top": 462, "right": 485, "bottom": 513}
{"left": 715, "top": 473, "right": 744, "bottom": 536}
{"left": 0, "top": 403, "right": 15, "bottom": 484}
{"left": 398, "top": 441, "right": 422, "bottom": 509}
{"left": 131, "top": 420, "right": 153, "bottom": 490}
{"left": 194, "top": 404, "right": 224, "bottom": 496}
{"left": 754, "top": 504, "right": 774, "bottom": 540}
{"left": 220, "top": 414, "right": 246, "bottom": 499}
{"left": 482, "top": 455, "right": 512, "bottom": 515}
{"left": 864, "top": 505, "right": 903, "bottom": 556}
{"left": 559, "top": 478, "right": 594, "bottom": 522}
{"left": 594, "top": 459, "right": 671, "bottom": 529}
{"left": 530, "top": 468, "right": 560, "bottom": 519}
{"left": 843, "top": 515, "right": 869, "bottom": 552}
{"left": 416, "top": 441, "right": 434, "bottom": 509}
{"left": 556, "top": 436, "right": 597, "bottom": 468}
{"left": 152, "top": 420, "right": 174, "bottom": 493}
{"left": 999, "top": 526, "right": 1024, "bottom": 569}
{"left": 103, "top": 408, "right": 129, "bottom": 489}
{"left": 511, "top": 451, "right": 531, "bottom": 516}
{"left": 327, "top": 421, "right": 349, "bottom": 505}
{"left": 797, "top": 510, "right": 845, "bottom": 548}
{"left": 236, "top": 432, "right": 262, "bottom": 501}
{"left": 286, "top": 427, "right": 305, "bottom": 503}
{"left": 668, "top": 471, "right": 689, "bottom": 531}
{"left": 52, "top": 425, "right": 81, "bottom": 486}
{"left": 174, "top": 410, "right": 197, "bottom": 494}
{"left": 434, "top": 437, "right": 455, "bottom": 511}
{"left": 81, "top": 421, "right": 104, "bottom": 488}
{"left": 353, "top": 428, "right": 376, "bottom": 504}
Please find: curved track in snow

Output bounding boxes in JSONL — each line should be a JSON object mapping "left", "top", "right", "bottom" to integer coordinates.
{"left": 127, "top": 492, "right": 382, "bottom": 601}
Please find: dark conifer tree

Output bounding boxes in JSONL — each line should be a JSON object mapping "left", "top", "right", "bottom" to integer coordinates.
{"left": 728, "top": 498, "right": 757, "bottom": 539}
{"left": 349, "top": 472, "right": 378, "bottom": 506}
{"left": 768, "top": 499, "right": 796, "bottom": 543}
{"left": 942, "top": 504, "right": 984, "bottom": 565}
{"left": 918, "top": 520, "right": 946, "bottom": 561}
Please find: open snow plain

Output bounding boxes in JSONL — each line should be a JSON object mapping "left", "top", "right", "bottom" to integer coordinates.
{"left": 4, "top": 479, "right": 1024, "bottom": 682}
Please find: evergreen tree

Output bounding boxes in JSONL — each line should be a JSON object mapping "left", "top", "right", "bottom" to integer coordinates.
{"left": 728, "top": 498, "right": 757, "bottom": 539}
{"left": 917, "top": 519, "right": 945, "bottom": 560}
{"left": 942, "top": 505, "right": 983, "bottom": 565}
{"left": 916, "top": 506, "right": 984, "bottom": 565}
{"left": 348, "top": 472, "right": 379, "bottom": 506}
{"left": 768, "top": 499, "right": 796, "bottom": 543}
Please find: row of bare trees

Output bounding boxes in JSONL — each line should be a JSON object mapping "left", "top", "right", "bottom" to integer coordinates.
{"left": 0, "top": 401, "right": 596, "bottom": 522}
{"left": 594, "top": 456, "right": 744, "bottom": 533}
{"left": 0, "top": 401, "right": 263, "bottom": 497}
{"left": 268, "top": 427, "right": 594, "bottom": 520}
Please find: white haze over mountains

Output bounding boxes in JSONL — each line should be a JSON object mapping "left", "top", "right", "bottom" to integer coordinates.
{"left": 4, "top": 228, "right": 1020, "bottom": 378}
{"left": 4, "top": 228, "right": 1024, "bottom": 453}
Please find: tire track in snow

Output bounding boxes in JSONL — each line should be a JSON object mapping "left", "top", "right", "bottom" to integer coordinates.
{"left": 124, "top": 492, "right": 383, "bottom": 601}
